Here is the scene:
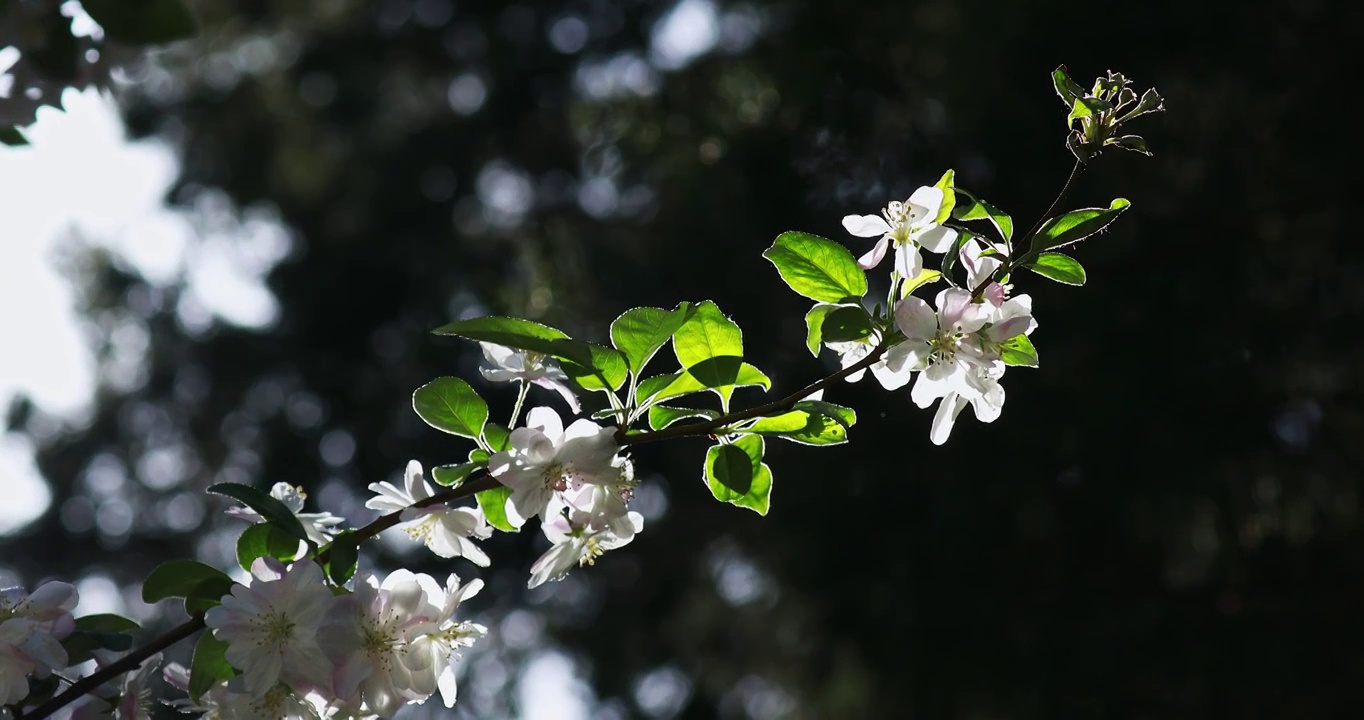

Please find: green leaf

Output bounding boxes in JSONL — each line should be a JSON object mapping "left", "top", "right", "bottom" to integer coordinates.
{"left": 652, "top": 363, "right": 770, "bottom": 407}
{"left": 803, "top": 304, "right": 836, "bottom": 357}
{"left": 952, "top": 189, "right": 1014, "bottom": 241}
{"left": 743, "top": 410, "right": 849, "bottom": 446}
{"left": 1026, "top": 252, "right": 1087, "bottom": 285}
{"left": 704, "top": 436, "right": 771, "bottom": 515}
{"left": 80, "top": 0, "right": 197, "bottom": 45}
{"left": 477, "top": 486, "right": 517, "bottom": 532}
{"left": 188, "top": 631, "right": 235, "bottom": 702}
{"left": 0, "top": 127, "right": 29, "bottom": 147}
{"left": 635, "top": 373, "right": 683, "bottom": 406}
{"left": 648, "top": 405, "right": 720, "bottom": 430}
{"left": 610, "top": 303, "right": 694, "bottom": 376}
{"left": 1119, "top": 87, "right": 1165, "bottom": 122}
{"left": 671, "top": 301, "right": 745, "bottom": 409}
{"left": 431, "top": 316, "right": 625, "bottom": 392}
{"left": 793, "top": 400, "right": 857, "bottom": 429}
{"left": 325, "top": 530, "right": 359, "bottom": 586}
{"left": 933, "top": 169, "right": 957, "bottom": 224}
{"left": 819, "top": 305, "right": 874, "bottom": 344}
{"left": 900, "top": 269, "right": 943, "bottom": 297}
{"left": 207, "top": 483, "right": 311, "bottom": 546}
{"left": 1104, "top": 134, "right": 1152, "bottom": 156}
{"left": 74, "top": 614, "right": 139, "bottom": 634}
{"left": 482, "top": 422, "right": 511, "bottom": 452}
{"left": 1000, "top": 335, "right": 1039, "bottom": 368}
{"left": 142, "top": 560, "right": 234, "bottom": 607}
{"left": 412, "top": 377, "right": 488, "bottom": 440}
{"left": 762, "top": 231, "right": 868, "bottom": 303}
{"left": 1033, "top": 198, "right": 1130, "bottom": 251}
{"left": 1067, "top": 96, "right": 1112, "bottom": 124}
{"left": 235, "top": 523, "right": 302, "bottom": 572}
{"left": 432, "top": 463, "right": 481, "bottom": 487}
{"left": 1052, "top": 65, "right": 1086, "bottom": 106}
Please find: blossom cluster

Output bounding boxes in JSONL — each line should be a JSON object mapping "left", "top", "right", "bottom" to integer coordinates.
{"left": 192, "top": 559, "right": 485, "bottom": 719}
{"left": 839, "top": 186, "right": 1037, "bottom": 444}
{"left": 0, "top": 581, "right": 78, "bottom": 706}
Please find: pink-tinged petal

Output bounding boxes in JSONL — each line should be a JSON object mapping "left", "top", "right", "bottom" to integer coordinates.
{"left": 533, "top": 377, "right": 581, "bottom": 414}
{"left": 26, "top": 582, "right": 78, "bottom": 612}
{"left": 907, "top": 186, "right": 944, "bottom": 218}
{"left": 930, "top": 394, "right": 970, "bottom": 445}
{"left": 842, "top": 213, "right": 892, "bottom": 237}
{"left": 915, "top": 224, "right": 957, "bottom": 254}
{"left": 981, "top": 283, "right": 1007, "bottom": 309}
{"left": 893, "top": 243, "right": 923, "bottom": 280}
{"left": 971, "top": 382, "right": 1005, "bottom": 423}
{"left": 249, "top": 556, "right": 286, "bottom": 582}
{"left": 525, "top": 406, "right": 563, "bottom": 441}
{"left": 894, "top": 296, "right": 937, "bottom": 342}
{"left": 935, "top": 288, "right": 989, "bottom": 333}
{"left": 242, "top": 650, "right": 282, "bottom": 696}
{"left": 856, "top": 237, "right": 890, "bottom": 269}
{"left": 989, "top": 316, "right": 1034, "bottom": 343}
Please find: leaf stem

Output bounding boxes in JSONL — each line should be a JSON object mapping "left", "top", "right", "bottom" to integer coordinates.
{"left": 970, "top": 159, "right": 1086, "bottom": 299}
{"left": 508, "top": 381, "right": 530, "bottom": 429}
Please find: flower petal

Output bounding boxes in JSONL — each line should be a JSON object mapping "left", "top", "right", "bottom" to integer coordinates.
{"left": 842, "top": 214, "right": 892, "bottom": 237}
{"left": 930, "top": 394, "right": 969, "bottom": 445}
{"left": 894, "top": 296, "right": 937, "bottom": 342}
{"left": 893, "top": 243, "right": 923, "bottom": 280}
{"left": 856, "top": 237, "right": 890, "bottom": 269}
{"left": 915, "top": 224, "right": 958, "bottom": 254}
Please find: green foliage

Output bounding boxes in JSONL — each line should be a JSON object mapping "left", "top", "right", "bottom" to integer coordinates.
{"left": 477, "top": 486, "right": 517, "bottom": 532}
{"left": 1026, "top": 252, "right": 1087, "bottom": 285}
{"left": 62, "top": 614, "right": 140, "bottom": 664}
{"left": 431, "top": 316, "right": 626, "bottom": 392}
{"left": 80, "top": 0, "right": 198, "bottom": 44}
{"left": 671, "top": 300, "right": 747, "bottom": 410}
{"left": 819, "top": 305, "right": 875, "bottom": 344}
{"left": 704, "top": 435, "right": 772, "bottom": 515}
{"left": 933, "top": 169, "right": 957, "bottom": 224}
{"left": 189, "top": 631, "right": 235, "bottom": 702}
{"left": 803, "top": 304, "right": 837, "bottom": 356}
{"left": 610, "top": 303, "right": 694, "bottom": 376}
{"left": 235, "top": 523, "right": 301, "bottom": 571}
{"left": 0, "top": 127, "right": 28, "bottom": 146}
{"left": 432, "top": 463, "right": 481, "bottom": 487}
{"left": 794, "top": 400, "right": 857, "bottom": 429}
{"left": 1052, "top": 65, "right": 1087, "bottom": 105}
{"left": 412, "top": 377, "right": 488, "bottom": 441}
{"left": 763, "top": 232, "right": 868, "bottom": 303}
{"left": 1000, "top": 335, "right": 1040, "bottom": 367}
{"left": 952, "top": 189, "right": 1014, "bottom": 242}
{"left": 141, "top": 560, "right": 234, "bottom": 613}
{"left": 900, "top": 269, "right": 943, "bottom": 297}
{"left": 207, "top": 483, "right": 312, "bottom": 547}
{"left": 742, "top": 402, "right": 855, "bottom": 446}
{"left": 1105, "top": 134, "right": 1152, "bottom": 156}
{"left": 648, "top": 405, "right": 720, "bottom": 430}
{"left": 1033, "top": 198, "right": 1130, "bottom": 251}
{"left": 646, "top": 363, "right": 771, "bottom": 408}
{"left": 324, "top": 530, "right": 359, "bottom": 586}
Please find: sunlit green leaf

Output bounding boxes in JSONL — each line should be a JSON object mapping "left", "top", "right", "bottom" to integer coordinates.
{"left": 235, "top": 523, "right": 301, "bottom": 572}
{"left": 431, "top": 463, "right": 481, "bottom": 487}
{"left": 610, "top": 303, "right": 694, "bottom": 376}
{"left": 819, "top": 305, "right": 874, "bottom": 344}
{"left": 412, "top": 377, "right": 488, "bottom": 440}
{"left": 648, "top": 405, "right": 720, "bottom": 430}
{"left": 477, "top": 486, "right": 516, "bottom": 532}
{"left": 1026, "top": 252, "right": 1087, "bottom": 285}
{"left": 1000, "top": 335, "right": 1039, "bottom": 367}
{"left": 762, "top": 232, "right": 868, "bottom": 303}
{"left": 1052, "top": 65, "right": 1086, "bottom": 106}
{"left": 703, "top": 435, "right": 771, "bottom": 515}
{"left": 952, "top": 189, "right": 1014, "bottom": 241}
{"left": 933, "top": 169, "right": 957, "bottom": 224}
{"left": 1033, "top": 198, "right": 1130, "bottom": 251}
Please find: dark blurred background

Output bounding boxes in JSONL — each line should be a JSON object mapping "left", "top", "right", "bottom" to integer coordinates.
{"left": 3, "top": 0, "right": 1362, "bottom": 717}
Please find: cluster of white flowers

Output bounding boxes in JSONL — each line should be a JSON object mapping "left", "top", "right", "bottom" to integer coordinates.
{"left": 842, "top": 190, "right": 1037, "bottom": 445}
{"left": 196, "top": 558, "right": 485, "bottom": 719}
{"left": 0, "top": 581, "right": 78, "bottom": 706}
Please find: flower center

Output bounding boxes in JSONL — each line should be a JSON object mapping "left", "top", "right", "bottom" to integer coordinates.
{"left": 928, "top": 327, "right": 964, "bottom": 366}
{"left": 579, "top": 535, "right": 606, "bottom": 567}
{"left": 882, "top": 200, "right": 922, "bottom": 244}
{"left": 405, "top": 514, "right": 436, "bottom": 542}
{"left": 540, "top": 461, "right": 574, "bottom": 491}
{"left": 258, "top": 611, "right": 295, "bottom": 647}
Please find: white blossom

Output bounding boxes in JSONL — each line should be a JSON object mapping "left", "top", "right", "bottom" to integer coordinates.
{"left": 203, "top": 559, "right": 335, "bottom": 698}
{"left": 402, "top": 574, "right": 486, "bottom": 708}
{"left": 528, "top": 506, "right": 644, "bottom": 589}
{"left": 479, "top": 342, "right": 581, "bottom": 413}
{"left": 489, "top": 407, "right": 621, "bottom": 527}
{"left": 366, "top": 461, "right": 491, "bottom": 566}
{"left": 225, "top": 482, "right": 345, "bottom": 547}
{"left": 164, "top": 662, "right": 343, "bottom": 720}
{"left": 842, "top": 185, "right": 958, "bottom": 279}
{"left": 0, "top": 581, "right": 78, "bottom": 705}
{"left": 112, "top": 653, "right": 162, "bottom": 720}
{"left": 959, "top": 237, "right": 1010, "bottom": 307}
{"left": 828, "top": 333, "right": 912, "bottom": 391}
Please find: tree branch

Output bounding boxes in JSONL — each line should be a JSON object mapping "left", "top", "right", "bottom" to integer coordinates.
{"left": 971, "top": 159, "right": 1086, "bottom": 299}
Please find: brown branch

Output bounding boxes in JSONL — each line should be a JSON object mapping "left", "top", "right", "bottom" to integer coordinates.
{"left": 27, "top": 473, "right": 500, "bottom": 720}
{"left": 617, "top": 344, "right": 889, "bottom": 447}
{"left": 971, "top": 159, "right": 1087, "bottom": 299}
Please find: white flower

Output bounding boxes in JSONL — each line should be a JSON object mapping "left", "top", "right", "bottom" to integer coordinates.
{"left": 204, "top": 559, "right": 335, "bottom": 698}
{"left": 403, "top": 575, "right": 486, "bottom": 708}
{"left": 968, "top": 294, "right": 1037, "bottom": 360}
{"left": 327, "top": 570, "right": 443, "bottom": 717}
{"left": 925, "top": 366, "right": 1007, "bottom": 445}
{"left": 489, "top": 407, "right": 621, "bottom": 527}
{"left": 225, "top": 482, "right": 345, "bottom": 548}
{"left": 887, "top": 287, "right": 993, "bottom": 405}
{"left": 112, "top": 653, "right": 162, "bottom": 720}
{"left": 842, "top": 186, "right": 958, "bottom": 279}
{"left": 164, "top": 662, "right": 342, "bottom": 720}
{"left": 480, "top": 342, "right": 581, "bottom": 414}
{"left": 0, "top": 581, "right": 78, "bottom": 705}
{"left": 828, "top": 333, "right": 912, "bottom": 391}
{"left": 959, "top": 238, "right": 1010, "bottom": 307}
{"left": 528, "top": 508, "right": 644, "bottom": 589}
{"left": 366, "top": 461, "right": 491, "bottom": 566}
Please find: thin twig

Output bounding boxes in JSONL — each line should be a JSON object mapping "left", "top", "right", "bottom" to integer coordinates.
{"left": 970, "top": 159, "right": 1086, "bottom": 299}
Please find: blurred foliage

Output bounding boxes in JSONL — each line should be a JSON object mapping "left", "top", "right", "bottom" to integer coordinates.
{"left": 4, "top": 0, "right": 1364, "bottom": 717}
